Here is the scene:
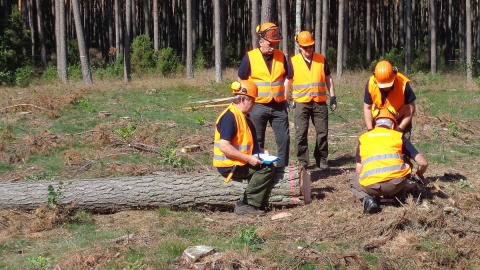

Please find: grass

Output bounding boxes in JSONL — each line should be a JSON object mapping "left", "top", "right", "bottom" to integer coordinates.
{"left": 1, "top": 69, "right": 480, "bottom": 268}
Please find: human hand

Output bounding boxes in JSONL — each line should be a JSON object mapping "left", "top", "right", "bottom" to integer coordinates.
{"left": 412, "top": 172, "right": 428, "bottom": 185}
{"left": 330, "top": 96, "right": 337, "bottom": 111}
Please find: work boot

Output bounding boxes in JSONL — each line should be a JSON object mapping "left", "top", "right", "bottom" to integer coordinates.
{"left": 363, "top": 196, "right": 379, "bottom": 214}
{"left": 234, "top": 201, "right": 266, "bottom": 216}
{"left": 317, "top": 159, "right": 329, "bottom": 170}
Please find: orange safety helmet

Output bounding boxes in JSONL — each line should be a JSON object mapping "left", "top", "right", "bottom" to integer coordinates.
{"left": 373, "top": 106, "right": 397, "bottom": 127}
{"left": 231, "top": 80, "right": 258, "bottom": 99}
{"left": 374, "top": 60, "right": 397, "bottom": 88}
{"left": 256, "top": 22, "right": 282, "bottom": 42}
{"left": 295, "top": 31, "right": 315, "bottom": 46}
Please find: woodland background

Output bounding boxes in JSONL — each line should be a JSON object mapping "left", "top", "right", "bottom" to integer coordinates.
{"left": 1, "top": 0, "right": 480, "bottom": 86}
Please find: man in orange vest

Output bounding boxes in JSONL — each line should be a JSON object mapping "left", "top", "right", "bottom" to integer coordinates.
{"left": 363, "top": 60, "right": 416, "bottom": 140}
{"left": 238, "top": 22, "right": 291, "bottom": 174}
{"left": 286, "top": 30, "right": 336, "bottom": 170}
{"left": 213, "top": 80, "right": 275, "bottom": 216}
{"left": 350, "top": 108, "right": 428, "bottom": 214}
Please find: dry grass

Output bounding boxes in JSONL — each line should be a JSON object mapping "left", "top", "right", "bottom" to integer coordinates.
{"left": 0, "top": 69, "right": 480, "bottom": 269}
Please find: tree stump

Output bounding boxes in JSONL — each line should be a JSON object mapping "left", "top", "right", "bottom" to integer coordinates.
{"left": 0, "top": 167, "right": 310, "bottom": 212}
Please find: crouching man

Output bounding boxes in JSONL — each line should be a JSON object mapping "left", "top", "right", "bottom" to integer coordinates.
{"left": 349, "top": 108, "right": 428, "bottom": 214}
{"left": 213, "top": 80, "right": 275, "bottom": 216}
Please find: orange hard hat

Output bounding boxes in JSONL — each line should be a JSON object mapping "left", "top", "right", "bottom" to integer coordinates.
{"left": 256, "top": 22, "right": 282, "bottom": 42}
{"left": 296, "top": 31, "right": 315, "bottom": 46}
{"left": 372, "top": 106, "right": 397, "bottom": 126}
{"left": 231, "top": 80, "right": 258, "bottom": 99}
{"left": 374, "top": 60, "right": 396, "bottom": 88}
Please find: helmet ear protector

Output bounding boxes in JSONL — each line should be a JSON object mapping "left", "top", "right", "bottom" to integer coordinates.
{"left": 372, "top": 105, "right": 398, "bottom": 118}
{"left": 231, "top": 81, "right": 258, "bottom": 99}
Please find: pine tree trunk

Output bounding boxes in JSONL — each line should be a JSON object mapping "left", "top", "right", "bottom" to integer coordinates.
{"left": 186, "top": 0, "right": 194, "bottom": 79}
{"left": 214, "top": 0, "right": 222, "bottom": 82}
{"left": 72, "top": 0, "right": 93, "bottom": 85}
{"left": 0, "top": 168, "right": 310, "bottom": 213}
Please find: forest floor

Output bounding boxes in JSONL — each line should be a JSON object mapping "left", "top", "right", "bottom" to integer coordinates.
{"left": 1, "top": 69, "right": 480, "bottom": 269}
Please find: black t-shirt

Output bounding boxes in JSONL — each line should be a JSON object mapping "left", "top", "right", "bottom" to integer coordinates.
{"left": 216, "top": 110, "right": 260, "bottom": 173}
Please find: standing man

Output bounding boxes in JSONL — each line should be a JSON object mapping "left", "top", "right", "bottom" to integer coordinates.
{"left": 213, "top": 80, "right": 275, "bottom": 216}
{"left": 238, "top": 22, "right": 291, "bottom": 174}
{"left": 286, "top": 30, "right": 337, "bottom": 170}
{"left": 350, "top": 108, "right": 428, "bottom": 214}
{"left": 363, "top": 60, "right": 416, "bottom": 139}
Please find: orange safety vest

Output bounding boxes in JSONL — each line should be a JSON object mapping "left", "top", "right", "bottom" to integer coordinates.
{"left": 358, "top": 128, "right": 411, "bottom": 186}
{"left": 213, "top": 104, "right": 254, "bottom": 167}
{"left": 368, "top": 73, "right": 411, "bottom": 119}
{"left": 247, "top": 48, "right": 286, "bottom": 103}
{"left": 291, "top": 53, "right": 327, "bottom": 103}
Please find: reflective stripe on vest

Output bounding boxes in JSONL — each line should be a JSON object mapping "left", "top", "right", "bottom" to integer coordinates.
{"left": 358, "top": 128, "right": 411, "bottom": 186}
{"left": 291, "top": 53, "right": 327, "bottom": 103}
{"left": 213, "top": 104, "right": 254, "bottom": 167}
{"left": 247, "top": 49, "right": 286, "bottom": 103}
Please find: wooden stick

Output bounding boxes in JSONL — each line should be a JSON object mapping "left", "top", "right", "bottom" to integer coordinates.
{"left": 0, "top": 103, "right": 48, "bottom": 112}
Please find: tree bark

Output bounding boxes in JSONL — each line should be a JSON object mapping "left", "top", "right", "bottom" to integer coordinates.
{"left": 58, "top": 0, "right": 68, "bottom": 83}
{"left": 186, "top": 0, "right": 193, "bottom": 79}
{"left": 321, "top": 0, "right": 328, "bottom": 56}
{"left": 429, "top": 0, "right": 437, "bottom": 74}
{"left": 465, "top": 0, "right": 472, "bottom": 82}
{"left": 251, "top": 0, "right": 260, "bottom": 48}
{"left": 405, "top": 0, "right": 412, "bottom": 74}
{"left": 0, "top": 168, "right": 310, "bottom": 213}
{"left": 153, "top": 0, "right": 159, "bottom": 52}
{"left": 72, "top": 0, "right": 93, "bottom": 85}
{"left": 214, "top": 0, "right": 222, "bottom": 82}
{"left": 35, "top": 0, "right": 47, "bottom": 66}
{"left": 314, "top": 0, "right": 321, "bottom": 54}
{"left": 336, "top": 0, "right": 344, "bottom": 78}
{"left": 124, "top": 0, "right": 132, "bottom": 83}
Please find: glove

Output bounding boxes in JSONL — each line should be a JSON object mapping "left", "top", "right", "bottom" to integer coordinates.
{"left": 330, "top": 96, "right": 337, "bottom": 111}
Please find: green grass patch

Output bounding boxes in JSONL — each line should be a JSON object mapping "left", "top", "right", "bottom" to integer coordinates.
{"left": 0, "top": 162, "right": 14, "bottom": 173}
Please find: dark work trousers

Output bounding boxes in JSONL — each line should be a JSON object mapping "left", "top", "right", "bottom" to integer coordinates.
{"left": 349, "top": 174, "right": 407, "bottom": 200}
{"left": 222, "top": 163, "right": 275, "bottom": 208}
{"left": 294, "top": 101, "right": 328, "bottom": 168}
{"left": 249, "top": 101, "right": 290, "bottom": 170}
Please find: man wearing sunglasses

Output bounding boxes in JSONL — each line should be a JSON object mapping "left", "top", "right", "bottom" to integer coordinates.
{"left": 363, "top": 60, "right": 417, "bottom": 140}
{"left": 285, "top": 31, "right": 336, "bottom": 170}
{"left": 238, "top": 22, "right": 291, "bottom": 175}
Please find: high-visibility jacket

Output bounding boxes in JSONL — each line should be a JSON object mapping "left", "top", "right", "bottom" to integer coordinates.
{"left": 358, "top": 128, "right": 411, "bottom": 186}
{"left": 213, "top": 104, "right": 254, "bottom": 167}
{"left": 368, "top": 73, "right": 411, "bottom": 119}
{"left": 247, "top": 48, "right": 286, "bottom": 103}
{"left": 291, "top": 53, "right": 327, "bottom": 103}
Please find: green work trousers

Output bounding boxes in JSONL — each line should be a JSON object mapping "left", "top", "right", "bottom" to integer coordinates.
{"left": 222, "top": 163, "right": 275, "bottom": 208}
{"left": 294, "top": 101, "right": 329, "bottom": 168}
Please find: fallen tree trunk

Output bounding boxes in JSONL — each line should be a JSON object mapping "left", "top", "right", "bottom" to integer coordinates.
{"left": 0, "top": 167, "right": 310, "bottom": 212}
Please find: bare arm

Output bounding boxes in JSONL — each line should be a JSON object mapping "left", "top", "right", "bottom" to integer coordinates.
{"left": 363, "top": 103, "right": 374, "bottom": 130}
{"left": 413, "top": 152, "right": 428, "bottom": 177}
{"left": 398, "top": 101, "right": 416, "bottom": 131}
{"left": 326, "top": 75, "right": 335, "bottom": 97}
{"left": 284, "top": 79, "right": 292, "bottom": 101}
{"left": 218, "top": 139, "right": 263, "bottom": 166}
{"left": 356, "top": 162, "right": 363, "bottom": 174}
